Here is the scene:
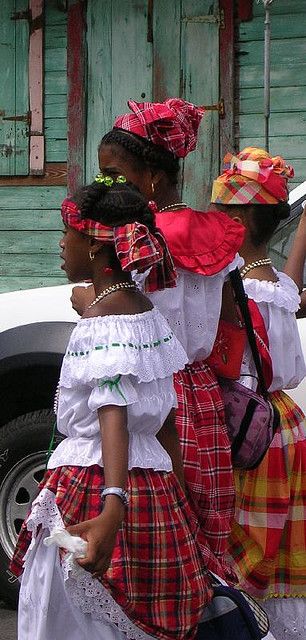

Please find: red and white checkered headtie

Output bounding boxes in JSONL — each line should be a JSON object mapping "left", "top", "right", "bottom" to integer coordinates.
{"left": 61, "top": 198, "right": 177, "bottom": 293}
{"left": 114, "top": 98, "right": 205, "bottom": 158}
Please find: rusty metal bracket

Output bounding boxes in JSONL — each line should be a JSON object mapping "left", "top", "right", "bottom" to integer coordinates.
{"left": 182, "top": 9, "right": 225, "bottom": 29}
{"left": 200, "top": 99, "right": 225, "bottom": 118}
{"left": 2, "top": 111, "right": 32, "bottom": 124}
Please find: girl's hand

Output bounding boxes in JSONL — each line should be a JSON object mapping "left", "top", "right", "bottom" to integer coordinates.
{"left": 66, "top": 499, "right": 124, "bottom": 578}
{"left": 71, "top": 284, "right": 95, "bottom": 315}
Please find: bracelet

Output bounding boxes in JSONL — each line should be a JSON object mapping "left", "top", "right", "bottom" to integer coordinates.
{"left": 101, "top": 486, "right": 129, "bottom": 507}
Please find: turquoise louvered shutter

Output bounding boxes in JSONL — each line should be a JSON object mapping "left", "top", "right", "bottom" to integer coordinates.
{"left": 0, "top": 0, "right": 30, "bottom": 175}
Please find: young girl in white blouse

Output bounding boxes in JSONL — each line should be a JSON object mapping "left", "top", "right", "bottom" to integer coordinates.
{"left": 10, "top": 177, "right": 210, "bottom": 640}
{"left": 211, "top": 147, "right": 306, "bottom": 640}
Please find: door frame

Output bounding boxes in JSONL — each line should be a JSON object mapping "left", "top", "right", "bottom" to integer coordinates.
{"left": 67, "top": 0, "right": 235, "bottom": 192}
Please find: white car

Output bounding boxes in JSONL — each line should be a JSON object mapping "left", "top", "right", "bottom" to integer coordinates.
{"left": 0, "top": 184, "right": 305, "bottom": 606}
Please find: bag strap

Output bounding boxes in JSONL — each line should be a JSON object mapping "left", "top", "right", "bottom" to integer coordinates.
{"left": 229, "top": 268, "right": 268, "bottom": 399}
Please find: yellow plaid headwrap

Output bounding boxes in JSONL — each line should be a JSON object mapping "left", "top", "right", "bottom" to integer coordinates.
{"left": 211, "top": 147, "right": 294, "bottom": 205}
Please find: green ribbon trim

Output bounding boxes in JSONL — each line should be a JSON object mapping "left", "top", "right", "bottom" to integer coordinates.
{"left": 45, "top": 420, "right": 57, "bottom": 469}
{"left": 99, "top": 374, "right": 128, "bottom": 403}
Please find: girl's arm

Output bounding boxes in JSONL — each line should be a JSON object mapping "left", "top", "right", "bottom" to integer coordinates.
{"left": 67, "top": 404, "right": 128, "bottom": 577}
{"left": 284, "top": 204, "right": 306, "bottom": 292}
{"left": 156, "top": 409, "right": 185, "bottom": 492}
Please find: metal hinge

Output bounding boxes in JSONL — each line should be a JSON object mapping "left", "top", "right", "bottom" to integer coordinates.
{"left": 200, "top": 98, "right": 225, "bottom": 118}
{"left": 10, "top": 9, "right": 31, "bottom": 21}
{"left": 2, "top": 111, "right": 31, "bottom": 125}
{"left": 182, "top": 9, "right": 225, "bottom": 29}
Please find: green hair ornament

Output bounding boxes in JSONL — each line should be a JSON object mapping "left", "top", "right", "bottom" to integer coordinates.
{"left": 95, "top": 173, "right": 127, "bottom": 186}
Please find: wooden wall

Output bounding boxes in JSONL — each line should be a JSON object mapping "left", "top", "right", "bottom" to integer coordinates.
{"left": 85, "top": 0, "right": 221, "bottom": 208}
{"left": 237, "top": 0, "right": 306, "bottom": 188}
{"left": 0, "top": 0, "right": 67, "bottom": 293}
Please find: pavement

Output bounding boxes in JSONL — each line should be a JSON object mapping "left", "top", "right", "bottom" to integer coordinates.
{"left": 0, "top": 601, "right": 17, "bottom": 640}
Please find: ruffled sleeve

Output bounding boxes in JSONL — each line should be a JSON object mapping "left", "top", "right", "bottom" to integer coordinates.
{"left": 59, "top": 307, "right": 188, "bottom": 389}
{"left": 243, "top": 272, "right": 306, "bottom": 390}
{"left": 88, "top": 374, "right": 139, "bottom": 411}
{"left": 155, "top": 208, "right": 245, "bottom": 276}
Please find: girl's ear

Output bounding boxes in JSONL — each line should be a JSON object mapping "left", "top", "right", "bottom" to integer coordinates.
{"left": 88, "top": 238, "right": 102, "bottom": 257}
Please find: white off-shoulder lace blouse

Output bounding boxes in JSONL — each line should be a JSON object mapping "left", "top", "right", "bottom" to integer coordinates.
{"left": 48, "top": 307, "right": 188, "bottom": 472}
{"left": 240, "top": 270, "right": 306, "bottom": 391}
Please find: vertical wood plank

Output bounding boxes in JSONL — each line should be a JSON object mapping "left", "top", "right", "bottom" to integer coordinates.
{"left": 0, "top": 0, "right": 15, "bottom": 175}
{"left": 181, "top": 0, "right": 220, "bottom": 209}
{"left": 86, "top": 0, "right": 153, "bottom": 182}
{"left": 111, "top": 1, "right": 152, "bottom": 115}
{"left": 0, "top": 0, "right": 30, "bottom": 176}
{"left": 86, "top": 0, "right": 112, "bottom": 182}
{"left": 15, "top": 0, "right": 30, "bottom": 175}
{"left": 219, "top": 0, "right": 235, "bottom": 160}
{"left": 29, "top": 0, "right": 44, "bottom": 174}
{"left": 67, "top": 0, "right": 86, "bottom": 192}
{"left": 152, "top": 0, "right": 181, "bottom": 100}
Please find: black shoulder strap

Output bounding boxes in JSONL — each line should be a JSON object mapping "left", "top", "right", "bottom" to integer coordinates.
{"left": 229, "top": 268, "right": 268, "bottom": 399}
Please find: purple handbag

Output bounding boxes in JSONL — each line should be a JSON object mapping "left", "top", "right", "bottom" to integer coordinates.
{"left": 219, "top": 269, "right": 280, "bottom": 470}
{"left": 220, "top": 378, "right": 280, "bottom": 470}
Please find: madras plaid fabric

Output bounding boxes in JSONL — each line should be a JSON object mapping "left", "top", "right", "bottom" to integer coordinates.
{"left": 61, "top": 198, "right": 177, "bottom": 293}
{"left": 228, "top": 390, "right": 306, "bottom": 599}
{"left": 211, "top": 147, "right": 294, "bottom": 205}
{"left": 114, "top": 98, "right": 205, "bottom": 158}
{"left": 174, "top": 361, "right": 237, "bottom": 584}
{"left": 11, "top": 465, "right": 211, "bottom": 640}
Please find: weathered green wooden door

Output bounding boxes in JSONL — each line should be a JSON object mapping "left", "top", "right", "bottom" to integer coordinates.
{"left": 86, "top": 0, "right": 221, "bottom": 208}
{"left": 0, "top": 0, "right": 30, "bottom": 175}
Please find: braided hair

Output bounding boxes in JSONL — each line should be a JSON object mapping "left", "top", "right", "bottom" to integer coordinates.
{"left": 99, "top": 128, "right": 180, "bottom": 185}
{"left": 73, "top": 180, "right": 156, "bottom": 232}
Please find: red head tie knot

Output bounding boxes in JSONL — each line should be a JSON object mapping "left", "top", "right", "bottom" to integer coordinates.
{"left": 114, "top": 222, "right": 177, "bottom": 292}
{"left": 114, "top": 98, "right": 205, "bottom": 158}
{"left": 60, "top": 198, "right": 176, "bottom": 293}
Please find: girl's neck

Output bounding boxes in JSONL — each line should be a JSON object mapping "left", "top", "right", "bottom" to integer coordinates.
{"left": 92, "top": 268, "right": 132, "bottom": 296}
{"left": 155, "top": 186, "right": 182, "bottom": 210}
{"left": 240, "top": 241, "right": 268, "bottom": 265}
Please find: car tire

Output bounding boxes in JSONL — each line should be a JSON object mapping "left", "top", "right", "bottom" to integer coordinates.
{"left": 0, "top": 409, "right": 58, "bottom": 608}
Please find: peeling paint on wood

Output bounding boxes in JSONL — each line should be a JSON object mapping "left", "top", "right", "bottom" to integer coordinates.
{"left": 29, "top": 0, "right": 44, "bottom": 174}
{"left": 67, "top": 0, "right": 85, "bottom": 193}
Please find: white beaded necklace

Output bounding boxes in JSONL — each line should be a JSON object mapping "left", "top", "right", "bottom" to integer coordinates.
{"left": 86, "top": 282, "right": 137, "bottom": 310}
{"left": 159, "top": 202, "right": 188, "bottom": 213}
{"left": 240, "top": 258, "right": 272, "bottom": 279}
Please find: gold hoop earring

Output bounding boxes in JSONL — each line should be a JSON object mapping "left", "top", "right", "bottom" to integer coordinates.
{"left": 151, "top": 182, "right": 155, "bottom": 195}
{"left": 89, "top": 250, "right": 95, "bottom": 262}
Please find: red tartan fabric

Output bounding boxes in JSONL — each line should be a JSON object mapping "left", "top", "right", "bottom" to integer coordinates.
{"left": 174, "top": 361, "right": 237, "bottom": 584}
{"left": 114, "top": 98, "right": 205, "bottom": 158}
{"left": 11, "top": 465, "right": 211, "bottom": 640}
{"left": 61, "top": 198, "right": 177, "bottom": 293}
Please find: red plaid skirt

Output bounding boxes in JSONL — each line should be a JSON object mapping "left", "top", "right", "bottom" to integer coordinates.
{"left": 11, "top": 465, "right": 211, "bottom": 640}
{"left": 174, "top": 361, "right": 236, "bottom": 582}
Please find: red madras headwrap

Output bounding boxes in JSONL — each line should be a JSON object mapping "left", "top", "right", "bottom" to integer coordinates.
{"left": 113, "top": 98, "right": 205, "bottom": 158}
{"left": 211, "top": 146, "right": 294, "bottom": 205}
{"left": 61, "top": 197, "right": 177, "bottom": 293}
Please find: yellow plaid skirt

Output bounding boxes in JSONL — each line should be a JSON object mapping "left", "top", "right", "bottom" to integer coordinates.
{"left": 228, "top": 390, "right": 306, "bottom": 599}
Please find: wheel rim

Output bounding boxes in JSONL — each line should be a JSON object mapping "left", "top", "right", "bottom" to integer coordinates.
{"left": 0, "top": 452, "right": 46, "bottom": 558}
